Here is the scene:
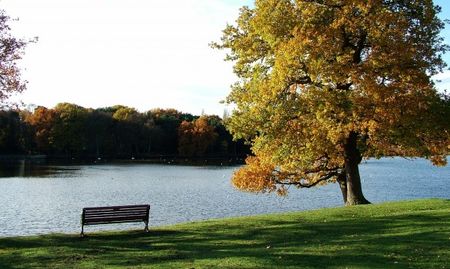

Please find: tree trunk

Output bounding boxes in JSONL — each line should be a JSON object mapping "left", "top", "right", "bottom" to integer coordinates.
{"left": 336, "top": 173, "right": 348, "bottom": 204}
{"left": 343, "top": 132, "right": 370, "bottom": 206}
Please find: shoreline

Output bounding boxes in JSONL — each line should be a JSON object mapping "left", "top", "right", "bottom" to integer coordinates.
{"left": 0, "top": 154, "right": 247, "bottom": 166}
{"left": 0, "top": 198, "right": 447, "bottom": 239}
{"left": 0, "top": 199, "right": 448, "bottom": 268}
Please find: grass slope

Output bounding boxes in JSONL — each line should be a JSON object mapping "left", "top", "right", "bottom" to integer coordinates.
{"left": 0, "top": 199, "right": 449, "bottom": 269}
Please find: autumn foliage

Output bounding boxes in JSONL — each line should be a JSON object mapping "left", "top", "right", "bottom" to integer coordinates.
{"left": 214, "top": 0, "right": 450, "bottom": 205}
{"left": 0, "top": 10, "right": 30, "bottom": 107}
{"left": 0, "top": 104, "right": 249, "bottom": 160}
{"left": 178, "top": 117, "right": 218, "bottom": 157}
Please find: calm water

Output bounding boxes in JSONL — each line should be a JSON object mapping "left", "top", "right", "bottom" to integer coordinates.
{"left": 0, "top": 158, "right": 448, "bottom": 237}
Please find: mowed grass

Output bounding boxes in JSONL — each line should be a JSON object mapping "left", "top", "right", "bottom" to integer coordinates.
{"left": 0, "top": 199, "right": 449, "bottom": 269}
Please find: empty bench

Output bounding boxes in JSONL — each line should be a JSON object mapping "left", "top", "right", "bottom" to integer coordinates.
{"left": 81, "top": 204, "right": 150, "bottom": 237}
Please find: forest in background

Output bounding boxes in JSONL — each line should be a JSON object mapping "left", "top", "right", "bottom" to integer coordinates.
{"left": 0, "top": 103, "right": 249, "bottom": 162}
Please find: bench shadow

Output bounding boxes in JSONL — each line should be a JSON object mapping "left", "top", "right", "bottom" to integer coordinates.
{"left": 0, "top": 208, "right": 449, "bottom": 268}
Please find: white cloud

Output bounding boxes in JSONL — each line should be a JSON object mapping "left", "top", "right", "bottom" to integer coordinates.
{"left": 433, "top": 70, "right": 450, "bottom": 93}
{"left": 2, "top": 0, "right": 251, "bottom": 115}
{"left": 433, "top": 70, "right": 450, "bottom": 81}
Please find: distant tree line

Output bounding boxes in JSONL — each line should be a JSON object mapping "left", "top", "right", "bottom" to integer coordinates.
{"left": 0, "top": 103, "right": 249, "bottom": 161}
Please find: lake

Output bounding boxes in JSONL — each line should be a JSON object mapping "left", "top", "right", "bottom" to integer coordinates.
{"left": 0, "top": 158, "right": 448, "bottom": 237}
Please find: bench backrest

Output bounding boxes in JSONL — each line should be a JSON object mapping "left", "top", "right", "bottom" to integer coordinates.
{"left": 82, "top": 204, "right": 150, "bottom": 225}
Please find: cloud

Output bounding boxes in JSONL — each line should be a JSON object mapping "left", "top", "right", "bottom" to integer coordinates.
{"left": 433, "top": 70, "right": 450, "bottom": 93}
{"left": 433, "top": 70, "right": 450, "bottom": 81}
{"left": 2, "top": 0, "right": 251, "bottom": 115}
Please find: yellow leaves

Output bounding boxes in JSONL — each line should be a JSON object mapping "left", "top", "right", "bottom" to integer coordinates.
{"left": 429, "top": 155, "right": 447, "bottom": 167}
{"left": 253, "top": 0, "right": 297, "bottom": 47}
{"left": 217, "top": 0, "right": 449, "bottom": 196}
{"left": 232, "top": 156, "right": 277, "bottom": 194}
{"left": 113, "top": 107, "right": 141, "bottom": 122}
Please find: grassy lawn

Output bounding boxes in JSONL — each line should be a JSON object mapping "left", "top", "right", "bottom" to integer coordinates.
{"left": 0, "top": 199, "right": 449, "bottom": 269}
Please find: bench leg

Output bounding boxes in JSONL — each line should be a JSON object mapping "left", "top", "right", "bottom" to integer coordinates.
{"left": 144, "top": 221, "right": 149, "bottom": 233}
{"left": 80, "top": 225, "right": 85, "bottom": 237}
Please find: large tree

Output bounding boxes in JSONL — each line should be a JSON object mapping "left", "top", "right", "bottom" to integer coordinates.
{"left": 0, "top": 10, "right": 28, "bottom": 107}
{"left": 213, "top": 0, "right": 450, "bottom": 205}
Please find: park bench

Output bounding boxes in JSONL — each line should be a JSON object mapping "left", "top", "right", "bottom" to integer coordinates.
{"left": 81, "top": 204, "right": 150, "bottom": 237}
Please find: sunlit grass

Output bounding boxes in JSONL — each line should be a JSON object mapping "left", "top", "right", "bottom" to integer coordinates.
{"left": 0, "top": 199, "right": 449, "bottom": 268}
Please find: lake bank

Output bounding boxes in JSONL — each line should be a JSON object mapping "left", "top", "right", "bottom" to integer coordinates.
{"left": 0, "top": 154, "right": 247, "bottom": 166}
{"left": 0, "top": 199, "right": 448, "bottom": 268}
{"left": 0, "top": 157, "right": 449, "bottom": 237}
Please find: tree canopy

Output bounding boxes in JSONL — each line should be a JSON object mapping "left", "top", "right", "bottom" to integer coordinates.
{"left": 214, "top": 0, "right": 450, "bottom": 205}
{"left": 0, "top": 104, "right": 250, "bottom": 162}
{"left": 0, "top": 10, "right": 29, "bottom": 107}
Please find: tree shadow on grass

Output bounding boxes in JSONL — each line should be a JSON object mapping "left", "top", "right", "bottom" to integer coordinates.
{"left": 0, "top": 211, "right": 449, "bottom": 268}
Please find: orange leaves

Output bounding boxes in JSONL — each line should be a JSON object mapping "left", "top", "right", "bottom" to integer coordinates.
{"left": 429, "top": 155, "right": 448, "bottom": 167}
{"left": 232, "top": 156, "right": 278, "bottom": 194}
{"left": 23, "top": 106, "right": 58, "bottom": 152}
{"left": 177, "top": 116, "right": 218, "bottom": 157}
{"left": 216, "top": 0, "right": 449, "bottom": 196}
{"left": 232, "top": 155, "right": 342, "bottom": 196}
{"left": 0, "top": 10, "right": 29, "bottom": 107}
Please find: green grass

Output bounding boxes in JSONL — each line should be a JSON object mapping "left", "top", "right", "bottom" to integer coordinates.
{"left": 0, "top": 199, "right": 449, "bottom": 269}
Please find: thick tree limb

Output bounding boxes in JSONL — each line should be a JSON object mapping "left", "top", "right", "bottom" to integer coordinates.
{"left": 274, "top": 171, "right": 340, "bottom": 188}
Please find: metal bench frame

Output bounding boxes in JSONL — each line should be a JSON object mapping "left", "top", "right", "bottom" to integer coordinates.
{"left": 81, "top": 204, "right": 150, "bottom": 237}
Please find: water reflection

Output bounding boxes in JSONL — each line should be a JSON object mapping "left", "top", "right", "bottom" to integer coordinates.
{"left": 0, "top": 161, "right": 79, "bottom": 178}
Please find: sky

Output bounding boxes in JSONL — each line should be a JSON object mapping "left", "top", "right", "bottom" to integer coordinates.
{"left": 1, "top": 0, "right": 450, "bottom": 116}
{"left": 1, "top": 0, "right": 253, "bottom": 116}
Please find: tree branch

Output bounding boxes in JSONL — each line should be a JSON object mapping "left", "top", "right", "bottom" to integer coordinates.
{"left": 336, "top": 82, "right": 352, "bottom": 90}
{"left": 274, "top": 170, "right": 340, "bottom": 188}
{"left": 353, "top": 30, "right": 367, "bottom": 64}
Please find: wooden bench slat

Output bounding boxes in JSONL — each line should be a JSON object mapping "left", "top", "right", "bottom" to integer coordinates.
{"left": 84, "top": 207, "right": 147, "bottom": 212}
{"left": 85, "top": 208, "right": 148, "bottom": 211}
{"left": 83, "top": 205, "right": 150, "bottom": 210}
{"left": 84, "top": 210, "right": 148, "bottom": 214}
{"left": 84, "top": 216, "right": 147, "bottom": 221}
{"left": 84, "top": 215, "right": 148, "bottom": 221}
{"left": 84, "top": 207, "right": 149, "bottom": 211}
{"left": 84, "top": 215, "right": 147, "bottom": 220}
{"left": 83, "top": 216, "right": 147, "bottom": 223}
{"left": 84, "top": 211, "right": 148, "bottom": 216}
{"left": 84, "top": 212, "right": 148, "bottom": 218}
